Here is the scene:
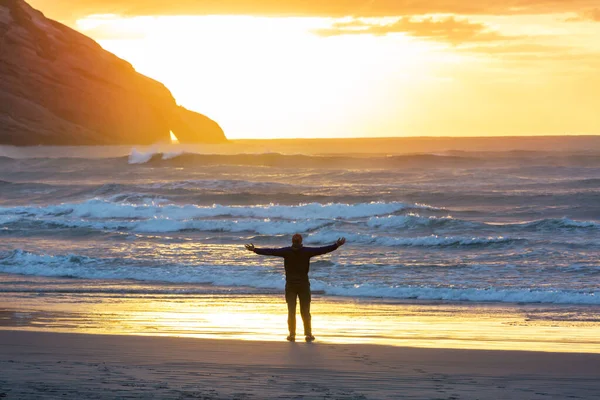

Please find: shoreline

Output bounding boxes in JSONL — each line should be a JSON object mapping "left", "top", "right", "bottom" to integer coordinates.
{"left": 2, "top": 280, "right": 599, "bottom": 354}
{"left": 1, "top": 330, "right": 599, "bottom": 399}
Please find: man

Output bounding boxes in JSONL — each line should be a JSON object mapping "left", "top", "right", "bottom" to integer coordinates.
{"left": 245, "top": 234, "right": 346, "bottom": 342}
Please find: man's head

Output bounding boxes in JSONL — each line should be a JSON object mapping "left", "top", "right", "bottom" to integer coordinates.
{"left": 292, "top": 233, "right": 303, "bottom": 247}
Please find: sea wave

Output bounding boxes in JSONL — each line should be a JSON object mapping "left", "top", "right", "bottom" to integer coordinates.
{"left": 1, "top": 250, "right": 597, "bottom": 305}
{"left": 122, "top": 151, "right": 600, "bottom": 168}
{"left": 312, "top": 282, "right": 600, "bottom": 305}
{"left": 368, "top": 214, "right": 600, "bottom": 232}
{"left": 124, "top": 149, "right": 484, "bottom": 167}
{"left": 0, "top": 216, "right": 538, "bottom": 242}
{"left": 306, "top": 230, "right": 520, "bottom": 247}
{"left": 3, "top": 147, "right": 600, "bottom": 168}
{"left": 515, "top": 217, "right": 600, "bottom": 230}
{"left": 2, "top": 197, "right": 597, "bottom": 236}
{"left": 139, "top": 179, "right": 301, "bottom": 192}
{"left": 128, "top": 149, "right": 184, "bottom": 164}
{"left": 0, "top": 249, "right": 285, "bottom": 287}
{"left": 0, "top": 199, "right": 431, "bottom": 221}
{"left": 5, "top": 217, "right": 333, "bottom": 235}
{"left": 367, "top": 214, "right": 460, "bottom": 229}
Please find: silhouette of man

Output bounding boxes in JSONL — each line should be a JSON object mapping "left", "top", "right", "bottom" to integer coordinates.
{"left": 245, "top": 234, "right": 346, "bottom": 342}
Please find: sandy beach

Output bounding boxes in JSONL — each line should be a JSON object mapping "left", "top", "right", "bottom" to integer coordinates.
{"left": 1, "top": 275, "right": 599, "bottom": 399}
{"left": 1, "top": 330, "right": 599, "bottom": 399}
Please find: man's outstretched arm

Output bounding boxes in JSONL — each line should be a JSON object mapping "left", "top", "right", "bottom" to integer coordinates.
{"left": 306, "top": 237, "right": 346, "bottom": 257}
{"left": 245, "top": 243, "right": 287, "bottom": 257}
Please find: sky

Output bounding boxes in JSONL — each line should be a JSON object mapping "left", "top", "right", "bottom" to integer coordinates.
{"left": 29, "top": 0, "right": 600, "bottom": 139}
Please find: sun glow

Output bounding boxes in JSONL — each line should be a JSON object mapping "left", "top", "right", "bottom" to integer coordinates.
{"left": 76, "top": 15, "right": 439, "bottom": 139}
{"left": 169, "top": 131, "right": 179, "bottom": 144}
{"left": 68, "top": 12, "right": 600, "bottom": 139}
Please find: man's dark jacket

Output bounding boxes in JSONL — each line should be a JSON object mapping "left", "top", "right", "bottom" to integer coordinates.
{"left": 254, "top": 244, "right": 339, "bottom": 284}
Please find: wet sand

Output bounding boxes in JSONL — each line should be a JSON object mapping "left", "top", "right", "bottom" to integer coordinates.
{"left": 1, "top": 330, "right": 599, "bottom": 399}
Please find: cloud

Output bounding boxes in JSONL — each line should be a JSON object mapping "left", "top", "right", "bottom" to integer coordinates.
{"left": 29, "top": 0, "right": 600, "bottom": 21}
{"left": 315, "top": 17, "right": 510, "bottom": 45}
{"left": 566, "top": 8, "right": 600, "bottom": 22}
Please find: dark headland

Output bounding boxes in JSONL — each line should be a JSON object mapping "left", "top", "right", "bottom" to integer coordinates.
{"left": 0, "top": 0, "right": 226, "bottom": 145}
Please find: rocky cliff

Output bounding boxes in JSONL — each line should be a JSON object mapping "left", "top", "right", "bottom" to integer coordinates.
{"left": 0, "top": 0, "right": 226, "bottom": 145}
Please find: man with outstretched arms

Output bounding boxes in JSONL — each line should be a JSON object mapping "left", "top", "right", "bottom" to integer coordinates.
{"left": 245, "top": 234, "right": 346, "bottom": 342}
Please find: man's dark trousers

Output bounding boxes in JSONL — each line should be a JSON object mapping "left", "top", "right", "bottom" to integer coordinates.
{"left": 285, "top": 282, "right": 311, "bottom": 336}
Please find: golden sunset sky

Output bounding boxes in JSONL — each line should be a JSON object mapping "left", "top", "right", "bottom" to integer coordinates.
{"left": 29, "top": 0, "right": 600, "bottom": 139}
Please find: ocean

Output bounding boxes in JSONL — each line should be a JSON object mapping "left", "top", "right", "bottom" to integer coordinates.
{"left": 1, "top": 138, "right": 599, "bottom": 310}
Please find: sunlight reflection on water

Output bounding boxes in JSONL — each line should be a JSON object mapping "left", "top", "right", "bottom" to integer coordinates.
{"left": 1, "top": 292, "right": 599, "bottom": 353}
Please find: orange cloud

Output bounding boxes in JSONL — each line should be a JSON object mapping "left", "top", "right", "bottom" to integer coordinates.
{"left": 315, "top": 17, "right": 511, "bottom": 44}
{"left": 566, "top": 8, "right": 600, "bottom": 22}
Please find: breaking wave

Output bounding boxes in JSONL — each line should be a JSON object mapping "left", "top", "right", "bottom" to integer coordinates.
{"left": 1, "top": 250, "right": 598, "bottom": 305}
{"left": 1, "top": 197, "right": 597, "bottom": 238}
{"left": 0, "top": 199, "right": 431, "bottom": 221}
{"left": 128, "top": 149, "right": 183, "bottom": 164}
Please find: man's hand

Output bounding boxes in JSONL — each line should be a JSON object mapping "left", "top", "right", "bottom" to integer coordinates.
{"left": 336, "top": 237, "right": 346, "bottom": 247}
{"left": 244, "top": 243, "right": 256, "bottom": 252}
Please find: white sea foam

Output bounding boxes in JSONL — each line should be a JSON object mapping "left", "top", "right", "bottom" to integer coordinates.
{"left": 0, "top": 199, "right": 441, "bottom": 235}
{"left": 128, "top": 149, "right": 184, "bottom": 164}
{"left": 0, "top": 199, "right": 421, "bottom": 221}
{"left": 128, "top": 149, "right": 155, "bottom": 164}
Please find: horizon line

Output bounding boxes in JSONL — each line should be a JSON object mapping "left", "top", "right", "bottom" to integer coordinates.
{"left": 229, "top": 134, "right": 600, "bottom": 141}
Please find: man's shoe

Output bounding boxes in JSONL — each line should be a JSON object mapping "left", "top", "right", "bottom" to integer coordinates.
{"left": 305, "top": 335, "right": 316, "bottom": 343}
{"left": 286, "top": 335, "right": 295, "bottom": 342}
